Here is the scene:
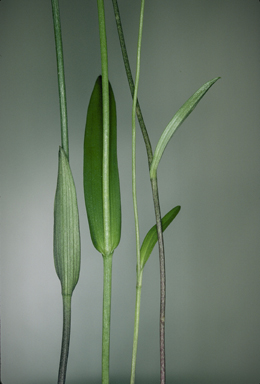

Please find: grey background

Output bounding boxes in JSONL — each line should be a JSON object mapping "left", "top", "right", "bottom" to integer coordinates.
{"left": 1, "top": 1, "right": 260, "bottom": 383}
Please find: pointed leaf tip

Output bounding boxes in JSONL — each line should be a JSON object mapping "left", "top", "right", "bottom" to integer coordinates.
{"left": 140, "top": 205, "right": 181, "bottom": 270}
{"left": 150, "top": 77, "right": 220, "bottom": 179}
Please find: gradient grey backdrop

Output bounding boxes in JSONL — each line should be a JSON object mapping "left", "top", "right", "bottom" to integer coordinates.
{"left": 1, "top": 1, "right": 260, "bottom": 383}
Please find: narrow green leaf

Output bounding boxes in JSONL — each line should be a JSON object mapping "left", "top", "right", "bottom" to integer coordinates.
{"left": 83, "top": 76, "right": 121, "bottom": 256}
{"left": 140, "top": 205, "right": 181, "bottom": 270}
{"left": 53, "top": 147, "right": 81, "bottom": 296}
{"left": 150, "top": 77, "right": 220, "bottom": 179}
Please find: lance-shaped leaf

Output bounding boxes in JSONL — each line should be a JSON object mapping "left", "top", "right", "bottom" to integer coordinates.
{"left": 84, "top": 76, "right": 121, "bottom": 256}
{"left": 150, "top": 77, "right": 220, "bottom": 179}
{"left": 54, "top": 147, "right": 81, "bottom": 296}
{"left": 140, "top": 205, "right": 181, "bottom": 270}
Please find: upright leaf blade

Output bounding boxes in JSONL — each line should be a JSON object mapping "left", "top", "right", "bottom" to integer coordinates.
{"left": 84, "top": 77, "right": 103, "bottom": 253}
{"left": 83, "top": 76, "right": 121, "bottom": 256}
{"left": 140, "top": 205, "right": 181, "bottom": 270}
{"left": 150, "top": 77, "right": 220, "bottom": 179}
{"left": 53, "top": 147, "right": 81, "bottom": 296}
{"left": 109, "top": 80, "right": 121, "bottom": 252}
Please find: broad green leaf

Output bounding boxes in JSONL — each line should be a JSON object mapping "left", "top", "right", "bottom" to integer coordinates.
{"left": 140, "top": 205, "right": 181, "bottom": 270}
{"left": 54, "top": 147, "right": 81, "bottom": 296}
{"left": 83, "top": 76, "right": 121, "bottom": 256}
{"left": 150, "top": 77, "right": 220, "bottom": 179}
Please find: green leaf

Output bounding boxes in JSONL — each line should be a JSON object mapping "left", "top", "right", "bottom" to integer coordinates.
{"left": 54, "top": 147, "right": 81, "bottom": 296}
{"left": 140, "top": 205, "right": 181, "bottom": 270}
{"left": 83, "top": 76, "right": 121, "bottom": 256}
{"left": 150, "top": 77, "right": 220, "bottom": 179}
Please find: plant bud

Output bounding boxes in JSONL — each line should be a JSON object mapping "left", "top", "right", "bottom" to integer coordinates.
{"left": 54, "top": 147, "right": 81, "bottom": 295}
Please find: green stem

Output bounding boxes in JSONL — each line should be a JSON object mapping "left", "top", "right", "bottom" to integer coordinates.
{"left": 97, "top": 0, "right": 111, "bottom": 254}
{"left": 111, "top": 2, "right": 166, "bottom": 383}
{"left": 102, "top": 253, "right": 113, "bottom": 384}
{"left": 132, "top": 0, "right": 145, "bottom": 276}
{"left": 52, "top": 2, "right": 73, "bottom": 382}
{"left": 51, "top": 0, "right": 69, "bottom": 159}
{"left": 130, "top": 2, "right": 144, "bottom": 383}
{"left": 111, "top": 0, "right": 152, "bottom": 166}
{"left": 151, "top": 178, "right": 166, "bottom": 384}
{"left": 97, "top": 3, "right": 113, "bottom": 383}
{"left": 97, "top": 4, "right": 114, "bottom": 383}
{"left": 130, "top": 271, "right": 143, "bottom": 384}
{"left": 58, "top": 295, "right": 72, "bottom": 384}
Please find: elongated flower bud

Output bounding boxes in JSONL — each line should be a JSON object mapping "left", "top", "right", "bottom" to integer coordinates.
{"left": 54, "top": 147, "right": 81, "bottom": 296}
{"left": 83, "top": 76, "right": 121, "bottom": 256}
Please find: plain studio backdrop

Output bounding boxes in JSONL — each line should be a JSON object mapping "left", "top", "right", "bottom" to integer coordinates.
{"left": 1, "top": 1, "right": 260, "bottom": 383}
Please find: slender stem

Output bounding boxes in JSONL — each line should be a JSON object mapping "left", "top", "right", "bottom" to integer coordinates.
{"left": 51, "top": 0, "right": 69, "bottom": 159}
{"left": 130, "top": 3, "right": 145, "bottom": 384}
{"left": 52, "top": 2, "right": 73, "bottom": 382}
{"left": 151, "top": 178, "right": 166, "bottom": 383}
{"left": 111, "top": 0, "right": 152, "bottom": 166}
{"left": 97, "top": 4, "right": 114, "bottom": 383}
{"left": 97, "top": 4, "right": 113, "bottom": 383}
{"left": 58, "top": 295, "right": 72, "bottom": 384}
{"left": 112, "top": 2, "right": 166, "bottom": 383}
{"left": 97, "top": 0, "right": 111, "bottom": 254}
{"left": 132, "top": 0, "right": 144, "bottom": 276}
{"left": 102, "top": 253, "right": 113, "bottom": 384}
{"left": 130, "top": 271, "right": 143, "bottom": 384}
